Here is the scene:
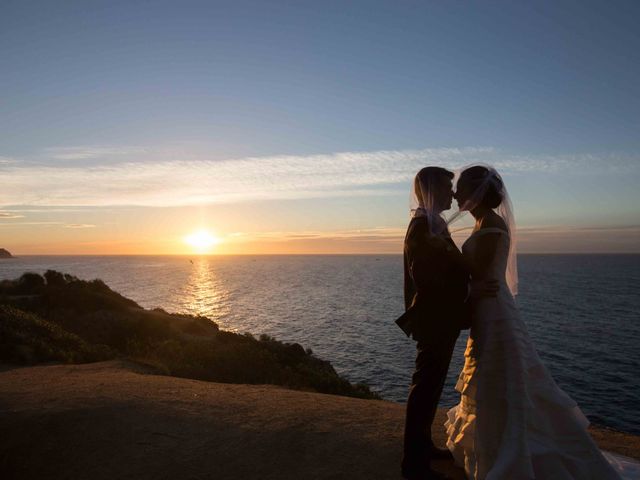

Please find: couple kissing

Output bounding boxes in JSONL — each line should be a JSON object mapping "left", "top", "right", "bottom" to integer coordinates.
{"left": 397, "top": 164, "right": 626, "bottom": 480}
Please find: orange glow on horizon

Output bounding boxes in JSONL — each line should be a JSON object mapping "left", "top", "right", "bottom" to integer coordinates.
{"left": 2, "top": 225, "right": 640, "bottom": 255}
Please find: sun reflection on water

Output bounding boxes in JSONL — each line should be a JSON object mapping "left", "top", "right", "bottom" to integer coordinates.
{"left": 181, "top": 257, "right": 231, "bottom": 328}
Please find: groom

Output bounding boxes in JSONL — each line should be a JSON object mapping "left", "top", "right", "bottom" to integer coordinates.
{"left": 397, "top": 167, "right": 495, "bottom": 480}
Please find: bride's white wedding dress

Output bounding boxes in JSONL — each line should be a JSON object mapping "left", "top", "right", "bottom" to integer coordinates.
{"left": 445, "top": 227, "right": 640, "bottom": 480}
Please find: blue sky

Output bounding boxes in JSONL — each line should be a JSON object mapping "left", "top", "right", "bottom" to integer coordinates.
{"left": 1, "top": 1, "right": 639, "bottom": 253}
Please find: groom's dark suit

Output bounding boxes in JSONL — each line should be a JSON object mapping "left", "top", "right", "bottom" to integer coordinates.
{"left": 399, "top": 215, "right": 470, "bottom": 476}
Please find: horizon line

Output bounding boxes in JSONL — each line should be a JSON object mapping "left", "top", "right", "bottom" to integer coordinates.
{"left": 3, "top": 252, "right": 640, "bottom": 257}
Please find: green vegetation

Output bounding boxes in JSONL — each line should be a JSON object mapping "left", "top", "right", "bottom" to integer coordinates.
{"left": 0, "top": 271, "right": 378, "bottom": 399}
{"left": 0, "top": 305, "right": 111, "bottom": 364}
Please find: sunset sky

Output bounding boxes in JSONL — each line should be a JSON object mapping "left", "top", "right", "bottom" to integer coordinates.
{"left": 1, "top": 1, "right": 639, "bottom": 254}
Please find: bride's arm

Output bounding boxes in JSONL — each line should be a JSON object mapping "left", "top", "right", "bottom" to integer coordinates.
{"left": 470, "top": 233, "right": 502, "bottom": 279}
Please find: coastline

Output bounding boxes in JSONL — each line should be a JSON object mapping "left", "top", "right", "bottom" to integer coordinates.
{"left": 1, "top": 360, "right": 638, "bottom": 480}
{"left": 1, "top": 264, "right": 639, "bottom": 435}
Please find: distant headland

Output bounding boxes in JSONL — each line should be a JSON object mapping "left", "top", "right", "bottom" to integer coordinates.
{"left": 0, "top": 248, "right": 13, "bottom": 258}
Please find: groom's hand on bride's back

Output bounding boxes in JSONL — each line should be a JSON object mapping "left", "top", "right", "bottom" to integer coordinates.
{"left": 470, "top": 279, "right": 499, "bottom": 299}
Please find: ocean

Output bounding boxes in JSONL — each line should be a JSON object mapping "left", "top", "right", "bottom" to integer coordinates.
{"left": 1, "top": 254, "right": 639, "bottom": 435}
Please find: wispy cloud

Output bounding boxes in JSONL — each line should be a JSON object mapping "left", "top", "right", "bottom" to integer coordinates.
{"left": 228, "top": 225, "right": 640, "bottom": 254}
{"left": 0, "top": 146, "right": 637, "bottom": 207}
{"left": 43, "top": 146, "right": 147, "bottom": 161}
{"left": 2, "top": 207, "right": 112, "bottom": 213}
{"left": 65, "top": 223, "right": 96, "bottom": 228}
{"left": 491, "top": 153, "right": 640, "bottom": 175}
{"left": 235, "top": 227, "right": 405, "bottom": 241}
{"left": 513, "top": 225, "right": 640, "bottom": 253}
{"left": 0, "top": 212, "right": 24, "bottom": 219}
{"left": 0, "top": 221, "right": 62, "bottom": 227}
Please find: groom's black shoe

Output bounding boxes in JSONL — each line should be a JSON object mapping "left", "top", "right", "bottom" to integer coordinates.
{"left": 429, "top": 445, "right": 454, "bottom": 460}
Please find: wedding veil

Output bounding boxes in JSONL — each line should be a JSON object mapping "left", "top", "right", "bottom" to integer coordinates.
{"left": 447, "top": 164, "right": 519, "bottom": 296}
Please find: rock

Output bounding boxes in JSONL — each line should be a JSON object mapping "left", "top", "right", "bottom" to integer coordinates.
{"left": 0, "top": 248, "right": 13, "bottom": 258}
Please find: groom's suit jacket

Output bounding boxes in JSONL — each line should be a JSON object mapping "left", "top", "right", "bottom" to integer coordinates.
{"left": 397, "top": 216, "right": 470, "bottom": 343}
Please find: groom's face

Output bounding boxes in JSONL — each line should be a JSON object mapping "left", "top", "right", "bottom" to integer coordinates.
{"left": 434, "top": 177, "right": 454, "bottom": 212}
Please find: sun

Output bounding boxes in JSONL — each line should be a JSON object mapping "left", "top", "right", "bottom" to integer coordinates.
{"left": 184, "top": 229, "right": 221, "bottom": 253}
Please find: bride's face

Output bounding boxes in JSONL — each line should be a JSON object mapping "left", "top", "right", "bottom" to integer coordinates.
{"left": 454, "top": 179, "right": 473, "bottom": 210}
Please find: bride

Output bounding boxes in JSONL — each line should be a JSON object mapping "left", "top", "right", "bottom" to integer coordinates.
{"left": 431, "top": 165, "right": 638, "bottom": 479}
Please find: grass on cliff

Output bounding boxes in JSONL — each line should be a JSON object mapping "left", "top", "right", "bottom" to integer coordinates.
{"left": 0, "top": 271, "right": 379, "bottom": 399}
{"left": 0, "top": 304, "right": 112, "bottom": 364}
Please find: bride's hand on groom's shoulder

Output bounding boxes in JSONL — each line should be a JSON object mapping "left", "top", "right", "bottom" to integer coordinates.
{"left": 470, "top": 278, "right": 499, "bottom": 299}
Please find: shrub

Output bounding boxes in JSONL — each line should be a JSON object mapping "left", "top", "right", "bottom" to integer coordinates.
{"left": 44, "top": 270, "right": 66, "bottom": 286}
{"left": 16, "top": 272, "right": 45, "bottom": 294}
{"left": 0, "top": 304, "right": 112, "bottom": 364}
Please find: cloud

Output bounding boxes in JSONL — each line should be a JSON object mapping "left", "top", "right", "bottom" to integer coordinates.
{"left": 513, "top": 225, "right": 640, "bottom": 253}
{"left": 0, "top": 146, "right": 638, "bottom": 207}
{"left": 0, "top": 207, "right": 111, "bottom": 213}
{"left": 43, "top": 146, "right": 147, "bottom": 161}
{"left": 0, "top": 221, "right": 62, "bottom": 227}
{"left": 0, "top": 212, "right": 24, "bottom": 219}
{"left": 491, "top": 152, "right": 640, "bottom": 175}
{"left": 516, "top": 224, "right": 640, "bottom": 233}
{"left": 65, "top": 223, "right": 96, "bottom": 228}
{"left": 239, "top": 227, "right": 405, "bottom": 241}
{"left": 227, "top": 224, "right": 640, "bottom": 254}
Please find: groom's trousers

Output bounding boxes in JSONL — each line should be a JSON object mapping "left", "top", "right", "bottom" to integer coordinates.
{"left": 402, "top": 330, "right": 459, "bottom": 474}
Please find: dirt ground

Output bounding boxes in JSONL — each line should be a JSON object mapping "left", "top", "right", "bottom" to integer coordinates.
{"left": 1, "top": 360, "right": 637, "bottom": 479}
